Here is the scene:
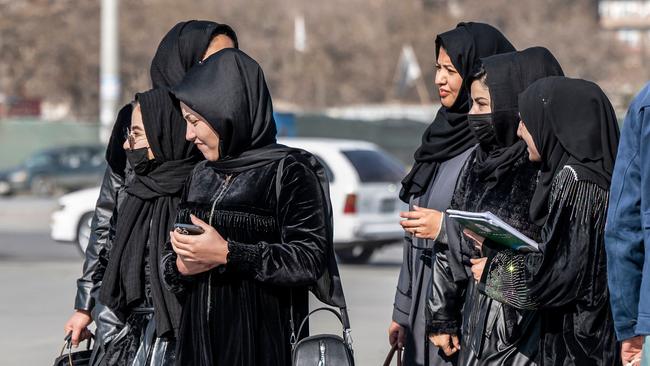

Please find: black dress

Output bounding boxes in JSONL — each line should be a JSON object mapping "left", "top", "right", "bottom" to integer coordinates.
{"left": 482, "top": 166, "right": 620, "bottom": 365}
{"left": 163, "top": 154, "right": 328, "bottom": 366}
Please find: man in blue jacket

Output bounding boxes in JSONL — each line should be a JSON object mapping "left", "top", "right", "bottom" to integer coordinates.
{"left": 606, "top": 82, "right": 650, "bottom": 366}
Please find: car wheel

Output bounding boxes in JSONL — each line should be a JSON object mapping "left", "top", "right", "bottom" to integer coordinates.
{"left": 31, "top": 176, "right": 56, "bottom": 196}
{"left": 335, "top": 246, "right": 375, "bottom": 264}
{"left": 76, "top": 212, "right": 93, "bottom": 255}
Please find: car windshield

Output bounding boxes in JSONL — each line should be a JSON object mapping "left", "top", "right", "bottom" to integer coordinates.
{"left": 342, "top": 149, "right": 405, "bottom": 183}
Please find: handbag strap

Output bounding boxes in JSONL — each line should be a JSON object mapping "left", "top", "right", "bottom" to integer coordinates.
{"left": 383, "top": 344, "right": 403, "bottom": 366}
{"left": 60, "top": 332, "right": 94, "bottom": 365}
{"left": 60, "top": 332, "right": 94, "bottom": 355}
{"left": 295, "top": 307, "right": 344, "bottom": 343}
{"left": 276, "top": 155, "right": 353, "bottom": 350}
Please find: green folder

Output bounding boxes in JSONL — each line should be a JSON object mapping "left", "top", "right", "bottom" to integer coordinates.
{"left": 446, "top": 209, "right": 540, "bottom": 253}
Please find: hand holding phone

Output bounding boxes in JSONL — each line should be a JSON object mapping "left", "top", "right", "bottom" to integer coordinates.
{"left": 174, "top": 223, "right": 205, "bottom": 235}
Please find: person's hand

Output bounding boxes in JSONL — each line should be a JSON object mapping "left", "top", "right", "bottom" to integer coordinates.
{"left": 470, "top": 257, "right": 487, "bottom": 282}
{"left": 621, "top": 335, "right": 644, "bottom": 366}
{"left": 170, "top": 215, "right": 228, "bottom": 276}
{"left": 176, "top": 255, "right": 214, "bottom": 276}
{"left": 388, "top": 321, "right": 406, "bottom": 349}
{"left": 429, "top": 333, "right": 460, "bottom": 356}
{"left": 63, "top": 310, "right": 93, "bottom": 347}
{"left": 400, "top": 206, "right": 443, "bottom": 239}
{"left": 463, "top": 229, "right": 485, "bottom": 253}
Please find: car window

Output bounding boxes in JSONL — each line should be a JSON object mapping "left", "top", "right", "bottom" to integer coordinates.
{"left": 342, "top": 149, "right": 405, "bottom": 183}
{"left": 63, "top": 152, "right": 83, "bottom": 169}
{"left": 25, "top": 153, "right": 54, "bottom": 169}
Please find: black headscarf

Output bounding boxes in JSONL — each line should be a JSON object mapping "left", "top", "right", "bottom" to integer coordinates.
{"left": 106, "top": 20, "right": 238, "bottom": 175}
{"left": 518, "top": 76, "right": 620, "bottom": 225}
{"left": 172, "top": 48, "right": 349, "bottom": 315}
{"left": 470, "top": 47, "right": 564, "bottom": 188}
{"left": 99, "top": 88, "right": 200, "bottom": 337}
{"left": 150, "top": 20, "right": 237, "bottom": 89}
{"left": 400, "top": 22, "right": 515, "bottom": 202}
{"left": 105, "top": 104, "right": 133, "bottom": 177}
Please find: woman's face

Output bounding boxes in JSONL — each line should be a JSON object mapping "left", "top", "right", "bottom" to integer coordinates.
{"left": 517, "top": 121, "right": 541, "bottom": 162}
{"left": 435, "top": 46, "right": 463, "bottom": 108}
{"left": 469, "top": 79, "right": 491, "bottom": 115}
{"left": 180, "top": 102, "right": 221, "bottom": 161}
{"left": 123, "top": 103, "right": 154, "bottom": 159}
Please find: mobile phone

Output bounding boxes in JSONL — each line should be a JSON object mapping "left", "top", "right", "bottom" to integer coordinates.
{"left": 174, "top": 223, "right": 205, "bottom": 235}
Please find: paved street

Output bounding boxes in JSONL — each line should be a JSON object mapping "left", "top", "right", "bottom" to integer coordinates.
{"left": 0, "top": 196, "right": 403, "bottom": 365}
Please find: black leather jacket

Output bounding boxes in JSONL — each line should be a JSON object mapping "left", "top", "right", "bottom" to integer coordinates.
{"left": 74, "top": 166, "right": 123, "bottom": 311}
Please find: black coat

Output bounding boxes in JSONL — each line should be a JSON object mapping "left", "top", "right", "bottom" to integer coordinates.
{"left": 482, "top": 166, "right": 620, "bottom": 365}
{"left": 162, "top": 154, "right": 329, "bottom": 366}
{"left": 427, "top": 149, "right": 543, "bottom": 365}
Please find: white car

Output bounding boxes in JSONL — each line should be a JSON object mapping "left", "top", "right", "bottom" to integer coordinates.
{"left": 51, "top": 138, "right": 407, "bottom": 263}
{"left": 51, "top": 186, "right": 100, "bottom": 255}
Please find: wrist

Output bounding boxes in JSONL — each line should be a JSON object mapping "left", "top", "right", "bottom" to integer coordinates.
{"left": 75, "top": 309, "right": 91, "bottom": 316}
{"left": 219, "top": 238, "right": 230, "bottom": 265}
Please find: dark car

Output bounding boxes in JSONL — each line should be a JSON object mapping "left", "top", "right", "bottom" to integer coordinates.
{"left": 0, "top": 145, "right": 106, "bottom": 196}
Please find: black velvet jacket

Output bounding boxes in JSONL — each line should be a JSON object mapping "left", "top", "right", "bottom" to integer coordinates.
{"left": 162, "top": 154, "right": 328, "bottom": 366}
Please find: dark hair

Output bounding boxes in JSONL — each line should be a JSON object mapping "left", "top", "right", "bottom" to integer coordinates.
{"left": 213, "top": 24, "right": 239, "bottom": 49}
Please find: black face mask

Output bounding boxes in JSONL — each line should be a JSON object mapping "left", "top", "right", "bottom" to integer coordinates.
{"left": 468, "top": 113, "right": 498, "bottom": 148}
{"left": 126, "top": 148, "right": 158, "bottom": 175}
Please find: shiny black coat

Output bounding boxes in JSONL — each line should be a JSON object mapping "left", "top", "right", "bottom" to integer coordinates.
{"left": 428, "top": 150, "right": 542, "bottom": 365}
{"left": 75, "top": 166, "right": 123, "bottom": 311}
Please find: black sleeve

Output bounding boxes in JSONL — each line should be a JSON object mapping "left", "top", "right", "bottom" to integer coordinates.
{"left": 74, "top": 166, "right": 122, "bottom": 311}
{"left": 425, "top": 153, "right": 473, "bottom": 334}
{"left": 426, "top": 216, "right": 467, "bottom": 335}
{"left": 225, "top": 158, "right": 328, "bottom": 286}
{"left": 482, "top": 171, "right": 607, "bottom": 309}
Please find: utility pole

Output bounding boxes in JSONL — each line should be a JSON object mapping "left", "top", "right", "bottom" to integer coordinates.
{"left": 99, "top": 0, "right": 119, "bottom": 143}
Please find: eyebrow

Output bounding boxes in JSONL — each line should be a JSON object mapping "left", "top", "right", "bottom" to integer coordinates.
{"left": 132, "top": 125, "right": 144, "bottom": 132}
{"left": 474, "top": 97, "right": 488, "bottom": 102}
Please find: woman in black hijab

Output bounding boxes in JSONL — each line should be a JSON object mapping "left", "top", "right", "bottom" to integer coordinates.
{"left": 473, "top": 76, "right": 620, "bottom": 365}
{"left": 427, "top": 47, "right": 564, "bottom": 366}
{"left": 96, "top": 90, "right": 200, "bottom": 365}
{"left": 165, "top": 48, "right": 347, "bottom": 366}
{"left": 391, "top": 22, "right": 514, "bottom": 366}
{"left": 63, "top": 19, "right": 238, "bottom": 361}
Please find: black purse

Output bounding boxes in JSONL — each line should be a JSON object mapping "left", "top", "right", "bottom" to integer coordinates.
{"left": 52, "top": 333, "right": 93, "bottom": 366}
{"left": 290, "top": 305, "right": 354, "bottom": 366}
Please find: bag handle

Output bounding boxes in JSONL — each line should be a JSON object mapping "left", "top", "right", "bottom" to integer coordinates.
{"left": 60, "top": 332, "right": 94, "bottom": 365}
{"left": 294, "top": 306, "right": 344, "bottom": 345}
{"left": 276, "top": 156, "right": 353, "bottom": 350}
{"left": 382, "top": 344, "right": 403, "bottom": 366}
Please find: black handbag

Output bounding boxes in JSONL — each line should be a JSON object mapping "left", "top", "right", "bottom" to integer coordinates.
{"left": 290, "top": 305, "right": 355, "bottom": 366}
{"left": 52, "top": 333, "right": 93, "bottom": 366}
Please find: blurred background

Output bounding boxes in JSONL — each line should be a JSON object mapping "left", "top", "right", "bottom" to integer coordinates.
{"left": 0, "top": 0, "right": 648, "bottom": 364}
